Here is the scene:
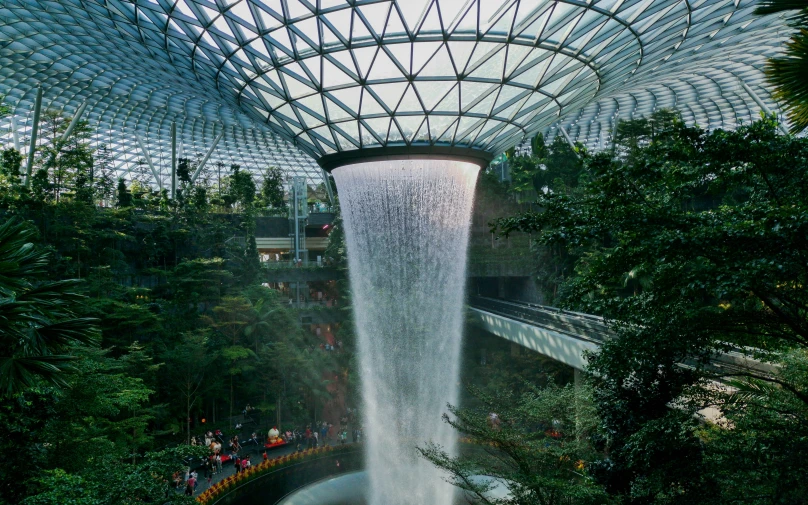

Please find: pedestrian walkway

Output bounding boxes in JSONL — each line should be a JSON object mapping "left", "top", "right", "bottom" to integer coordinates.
{"left": 183, "top": 439, "right": 340, "bottom": 498}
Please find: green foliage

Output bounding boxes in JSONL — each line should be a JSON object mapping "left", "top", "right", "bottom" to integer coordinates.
{"left": 420, "top": 382, "right": 610, "bottom": 505}
{"left": 115, "top": 178, "right": 132, "bottom": 208}
{"left": 494, "top": 114, "right": 808, "bottom": 503}
{"left": 259, "top": 165, "right": 287, "bottom": 211}
{"left": 756, "top": 1, "right": 808, "bottom": 132}
{"left": 0, "top": 218, "right": 100, "bottom": 395}
{"left": 0, "top": 148, "right": 22, "bottom": 186}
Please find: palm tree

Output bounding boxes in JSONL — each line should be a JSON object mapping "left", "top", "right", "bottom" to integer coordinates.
{"left": 0, "top": 217, "right": 99, "bottom": 395}
{"left": 756, "top": 1, "right": 808, "bottom": 132}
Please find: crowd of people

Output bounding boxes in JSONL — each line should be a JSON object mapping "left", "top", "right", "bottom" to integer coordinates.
{"left": 175, "top": 408, "right": 362, "bottom": 497}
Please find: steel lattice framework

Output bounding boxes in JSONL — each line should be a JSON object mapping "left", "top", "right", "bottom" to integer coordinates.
{"left": 0, "top": 0, "right": 791, "bottom": 185}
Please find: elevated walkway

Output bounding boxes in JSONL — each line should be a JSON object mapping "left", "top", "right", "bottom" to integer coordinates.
{"left": 468, "top": 296, "right": 775, "bottom": 377}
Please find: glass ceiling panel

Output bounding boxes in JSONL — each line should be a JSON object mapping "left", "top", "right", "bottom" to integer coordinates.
{"left": 0, "top": 0, "right": 793, "bottom": 186}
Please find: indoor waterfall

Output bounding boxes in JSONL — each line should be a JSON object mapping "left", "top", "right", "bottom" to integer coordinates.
{"left": 332, "top": 160, "right": 479, "bottom": 505}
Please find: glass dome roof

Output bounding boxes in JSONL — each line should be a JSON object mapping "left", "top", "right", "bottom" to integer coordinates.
{"left": 0, "top": 0, "right": 790, "bottom": 182}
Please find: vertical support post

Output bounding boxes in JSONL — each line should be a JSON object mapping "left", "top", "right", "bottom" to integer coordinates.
{"left": 60, "top": 100, "right": 89, "bottom": 143}
{"left": 25, "top": 86, "right": 43, "bottom": 187}
{"left": 170, "top": 122, "right": 177, "bottom": 198}
{"left": 611, "top": 114, "right": 620, "bottom": 149}
{"left": 294, "top": 181, "right": 300, "bottom": 264}
{"left": 321, "top": 169, "right": 335, "bottom": 206}
{"left": 739, "top": 79, "right": 790, "bottom": 135}
{"left": 293, "top": 181, "right": 301, "bottom": 307}
{"left": 10, "top": 115, "right": 21, "bottom": 152}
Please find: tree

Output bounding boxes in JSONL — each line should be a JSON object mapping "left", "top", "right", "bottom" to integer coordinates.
{"left": 0, "top": 218, "right": 100, "bottom": 395}
{"left": 494, "top": 115, "right": 808, "bottom": 503}
{"left": 161, "top": 331, "right": 218, "bottom": 444}
{"left": 419, "top": 382, "right": 609, "bottom": 505}
{"left": 0, "top": 148, "right": 23, "bottom": 186}
{"left": 228, "top": 164, "right": 256, "bottom": 210}
{"left": 756, "top": 1, "right": 808, "bottom": 132}
{"left": 116, "top": 178, "right": 132, "bottom": 208}
{"left": 259, "top": 165, "right": 287, "bottom": 212}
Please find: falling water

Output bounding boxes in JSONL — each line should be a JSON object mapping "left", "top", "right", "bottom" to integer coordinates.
{"left": 332, "top": 159, "right": 479, "bottom": 505}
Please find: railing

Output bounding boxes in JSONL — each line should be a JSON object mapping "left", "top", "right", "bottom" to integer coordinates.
{"left": 469, "top": 296, "right": 777, "bottom": 377}
{"left": 468, "top": 296, "right": 610, "bottom": 343}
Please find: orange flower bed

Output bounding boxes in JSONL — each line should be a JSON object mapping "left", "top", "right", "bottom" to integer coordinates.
{"left": 196, "top": 445, "right": 349, "bottom": 504}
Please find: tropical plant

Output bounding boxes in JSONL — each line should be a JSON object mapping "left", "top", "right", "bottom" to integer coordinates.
{"left": 0, "top": 218, "right": 99, "bottom": 395}
{"left": 756, "top": 0, "right": 808, "bottom": 132}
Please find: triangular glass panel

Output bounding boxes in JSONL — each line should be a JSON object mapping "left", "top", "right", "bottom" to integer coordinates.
{"left": 368, "top": 82, "right": 408, "bottom": 111}
{"left": 466, "top": 42, "right": 503, "bottom": 75}
{"left": 333, "top": 120, "right": 360, "bottom": 145}
{"left": 387, "top": 120, "right": 405, "bottom": 143}
{"left": 455, "top": 116, "right": 483, "bottom": 142}
{"left": 510, "top": 57, "right": 551, "bottom": 88}
{"left": 514, "top": 6, "right": 551, "bottom": 40}
{"left": 483, "top": 2, "right": 516, "bottom": 36}
{"left": 411, "top": 41, "right": 442, "bottom": 75}
{"left": 322, "top": 57, "right": 357, "bottom": 88}
{"left": 367, "top": 47, "right": 405, "bottom": 81}
{"left": 282, "top": 71, "right": 315, "bottom": 99}
{"left": 320, "top": 17, "right": 344, "bottom": 47}
{"left": 504, "top": 44, "right": 532, "bottom": 78}
{"left": 417, "top": 0, "right": 443, "bottom": 35}
{"left": 351, "top": 11, "right": 374, "bottom": 42}
{"left": 296, "top": 93, "right": 326, "bottom": 118}
{"left": 385, "top": 42, "right": 411, "bottom": 75}
{"left": 259, "top": 69, "right": 285, "bottom": 93}
{"left": 255, "top": 6, "right": 283, "bottom": 32}
{"left": 467, "top": 91, "right": 497, "bottom": 116}
{"left": 438, "top": 0, "right": 467, "bottom": 32}
{"left": 461, "top": 81, "right": 496, "bottom": 110}
{"left": 397, "top": 84, "right": 423, "bottom": 113}
{"left": 328, "top": 87, "right": 362, "bottom": 115}
{"left": 399, "top": 0, "right": 430, "bottom": 33}
{"left": 397, "top": 116, "right": 424, "bottom": 142}
{"left": 415, "top": 80, "right": 457, "bottom": 111}
{"left": 285, "top": 0, "right": 312, "bottom": 20}
{"left": 494, "top": 84, "right": 527, "bottom": 110}
{"left": 325, "top": 96, "right": 353, "bottom": 121}
{"left": 323, "top": 9, "right": 352, "bottom": 42}
{"left": 411, "top": 117, "right": 431, "bottom": 143}
{"left": 432, "top": 83, "right": 459, "bottom": 113}
{"left": 352, "top": 46, "right": 378, "bottom": 79}
{"left": 299, "top": 55, "right": 322, "bottom": 86}
{"left": 513, "top": 0, "right": 552, "bottom": 30}
{"left": 363, "top": 117, "right": 391, "bottom": 142}
{"left": 467, "top": 47, "right": 506, "bottom": 80}
{"left": 384, "top": 6, "right": 409, "bottom": 38}
{"left": 427, "top": 115, "right": 455, "bottom": 142}
{"left": 267, "top": 27, "right": 294, "bottom": 56}
{"left": 417, "top": 44, "right": 455, "bottom": 78}
{"left": 355, "top": 123, "right": 375, "bottom": 147}
{"left": 437, "top": 119, "right": 458, "bottom": 143}
{"left": 359, "top": 88, "right": 387, "bottom": 116}
{"left": 447, "top": 40, "right": 476, "bottom": 74}
{"left": 449, "top": 1, "right": 477, "bottom": 34}
{"left": 294, "top": 106, "right": 323, "bottom": 129}
{"left": 357, "top": 2, "right": 390, "bottom": 39}
{"left": 495, "top": 94, "right": 530, "bottom": 120}
{"left": 312, "top": 125, "right": 337, "bottom": 149}
{"left": 334, "top": 129, "right": 358, "bottom": 150}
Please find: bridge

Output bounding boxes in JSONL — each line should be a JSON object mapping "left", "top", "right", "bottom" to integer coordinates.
{"left": 467, "top": 296, "right": 775, "bottom": 377}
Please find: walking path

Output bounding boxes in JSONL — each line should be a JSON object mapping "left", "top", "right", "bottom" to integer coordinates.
{"left": 184, "top": 438, "right": 343, "bottom": 498}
